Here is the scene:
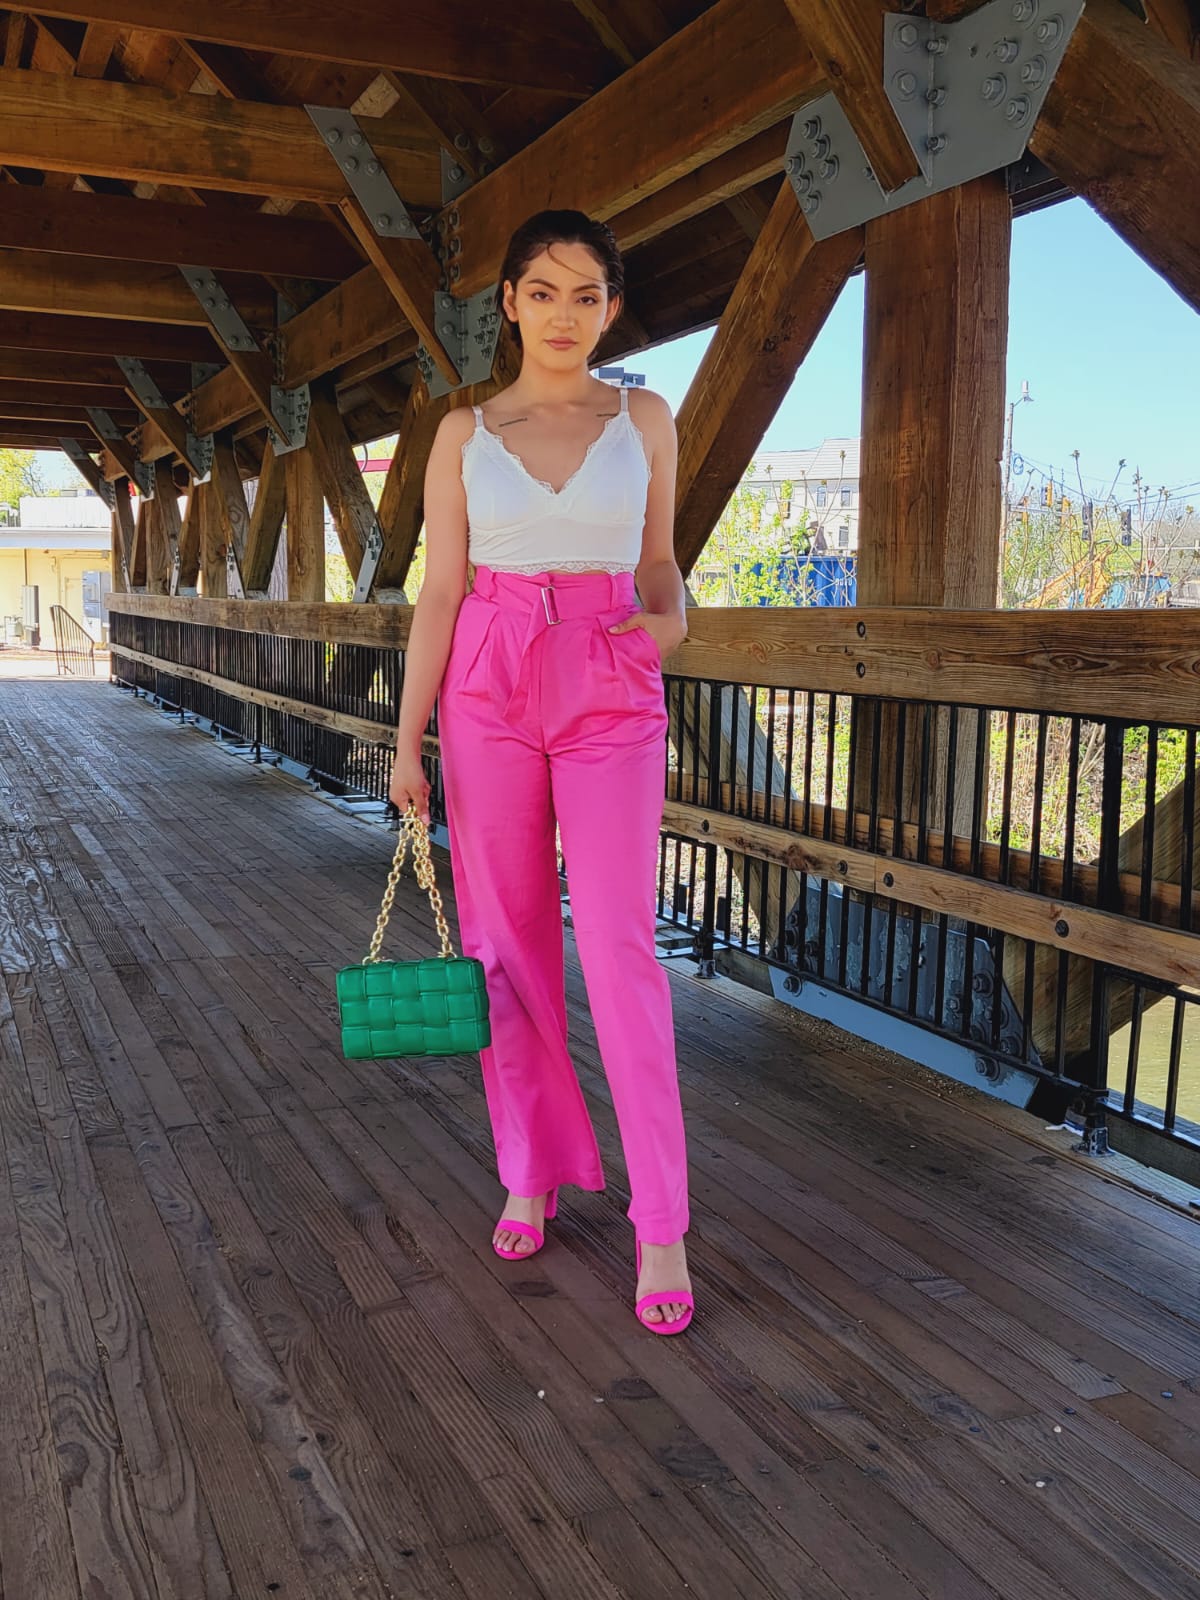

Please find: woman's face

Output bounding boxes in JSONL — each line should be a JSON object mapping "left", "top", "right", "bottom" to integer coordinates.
{"left": 502, "top": 241, "right": 622, "bottom": 368}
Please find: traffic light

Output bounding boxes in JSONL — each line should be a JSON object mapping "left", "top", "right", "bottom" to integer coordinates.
{"left": 1043, "top": 481, "right": 1053, "bottom": 507}
{"left": 1081, "top": 500, "right": 1093, "bottom": 540}
{"left": 1120, "top": 508, "right": 1133, "bottom": 546}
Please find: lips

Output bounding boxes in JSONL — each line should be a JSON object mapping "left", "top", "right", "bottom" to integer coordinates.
{"left": 546, "top": 339, "right": 576, "bottom": 349}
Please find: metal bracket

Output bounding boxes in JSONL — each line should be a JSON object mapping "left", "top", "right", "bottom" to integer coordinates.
{"left": 787, "top": 0, "right": 1083, "bottom": 240}
{"left": 268, "top": 383, "right": 311, "bottom": 456}
{"left": 57, "top": 438, "right": 115, "bottom": 508}
{"left": 179, "top": 267, "right": 260, "bottom": 352}
{"left": 132, "top": 460, "right": 156, "bottom": 500}
{"left": 117, "top": 355, "right": 214, "bottom": 480}
{"left": 352, "top": 522, "right": 386, "bottom": 603}
{"left": 306, "top": 106, "right": 422, "bottom": 238}
{"left": 441, "top": 147, "right": 472, "bottom": 204}
{"left": 84, "top": 406, "right": 154, "bottom": 498}
{"left": 415, "top": 287, "right": 502, "bottom": 399}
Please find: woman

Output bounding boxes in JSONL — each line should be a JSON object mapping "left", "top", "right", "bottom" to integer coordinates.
{"left": 388, "top": 210, "right": 692, "bottom": 1333}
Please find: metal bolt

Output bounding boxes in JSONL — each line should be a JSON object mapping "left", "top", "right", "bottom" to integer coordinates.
{"left": 785, "top": 155, "right": 800, "bottom": 174}
{"left": 440, "top": 321, "right": 456, "bottom": 337}
{"left": 454, "top": 132, "right": 471, "bottom": 151}
{"left": 982, "top": 74, "right": 1007, "bottom": 101}
{"left": 376, "top": 214, "right": 392, "bottom": 230}
{"left": 1021, "top": 54, "right": 1046, "bottom": 85}
{"left": 448, "top": 209, "right": 460, "bottom": 228}
{"left": 349, "top": 131, "right": 365, "bottom": 148}
{"left": 204, "top": 297, "right": 217, "bottom": 309}
{"left": 927, "top": 36, "right": 948, "bottom": 54}
{"left": 792, "top": 169, "right": 813, "bottom": 194}
{"left": 819, "top": 156, "right": 839, "bottom": 182}
{"left": 837, "top": 860, "right": 848, "bottom": 876}
{"left": 449, "top": 164, "right": 465, "bottom": 182}
{"left": 783, "top": 975, "right": 801, "bottom": 994}
{"left": 365, "top": 159, "right": 380, "bottom": 176}
{"left": 896, "top": 21, "right": 919, "bottom": 48}
{"left": 927, "top": 87, "right": 947, "bottom": 107}
{"left": 450, "top": 262, "right": 462, "bottom": 283}
{"left": 894, "top": 71, "right": 918, "bottom": 99}
{"left": 440, "top": 295, "right": 454, "bottom": 309}
{"left": 1006, "top": 96, "right": 1031, "bottom": 125}
{"left": 1013, "top": 0, "right": 1038, "bottom": 21}
{"left": 218, "top": 299, "right": 230, "bottom": 311}
{"left": 856, "top": 621, "right": 867, "bottom": 638}
{"left": 811, "top": 135, "right": 831, "bottom": 159}
{"left": 855, "top": 661, "right": 867, "bottom": 677}
{"left": 803, "top": 117, "right": 822, "bottom": 140}
{"left": 996, "top": 38, "right": 1019, "bottom": 63}
{"left": 1037, "top": 16, "right": 1063, "bottom": 45}
{"left": 1055, "top": 918, "right": 1070, "bottom": 937}
{"left": 927, "top": 133, "right": 947, "bottom": 153}
{"left": 801, "top": 193, "right": 821, "bottom": 215}
{"left": 883, "top": 872, "right": 895, "bottom": 888}
{"left": 325, "top": 128, "right": 341, "bottom": 146}
{"left": 479, "top": 136, "right": 495, "bottom": 156}
{"left": 343, "top": 157, "right": 359, "bottom": 173}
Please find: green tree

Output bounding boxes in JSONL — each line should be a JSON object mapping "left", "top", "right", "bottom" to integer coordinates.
{"left": 0, "top": 448, "right": 45, "bottom": 515}
{"left": 690, "top": 464, "right": 809, "bottom": 608}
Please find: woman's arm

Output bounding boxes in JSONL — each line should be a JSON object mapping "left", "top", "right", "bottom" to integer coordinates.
{"left": 618, "top": 389, "right": 688, "bottom": 654}
{"left": 389, "top": 408, "right": 473, "bottom": 816}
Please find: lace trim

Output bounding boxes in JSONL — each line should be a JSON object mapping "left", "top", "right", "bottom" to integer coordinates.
{"left": 473, "top": 559, "right": 638, "bottom": 575}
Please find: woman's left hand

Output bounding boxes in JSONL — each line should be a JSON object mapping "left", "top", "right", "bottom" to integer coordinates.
{"left": 608, "top": 611, "right": 687, "bottom": 662}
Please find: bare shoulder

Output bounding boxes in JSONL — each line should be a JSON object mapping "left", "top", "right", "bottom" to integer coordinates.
{"left": 434, "top": 406, "right": 478, "bottom": 450}
{"left": 626, "top": 386, "right": 674, "bottom": 435}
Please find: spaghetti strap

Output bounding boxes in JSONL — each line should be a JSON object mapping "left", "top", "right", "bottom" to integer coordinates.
{"left": 472, "top": 404, "right": 484, "bottom": 428}
{"left": 618, "top": 387, "right": 629, "bottom": 413}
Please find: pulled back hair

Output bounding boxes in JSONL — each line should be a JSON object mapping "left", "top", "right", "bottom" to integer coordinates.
{"left": 496, "top": 210, "right": 624, "bottom": 348}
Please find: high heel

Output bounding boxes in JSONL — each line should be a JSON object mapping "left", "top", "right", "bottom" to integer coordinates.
{"left": 492, "top": 1189, "right": 558, "bottom": 1260}
{"left": 634, "top": 1239, "right": 694, "bottom": 1336}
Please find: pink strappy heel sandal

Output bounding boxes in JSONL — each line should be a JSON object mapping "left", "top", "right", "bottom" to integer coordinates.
{"left": 635, "top": 1239, "right": 694, "bottom": 1335}
{"left": 492, "top": 1190, "right": 558, "bottom": 1260}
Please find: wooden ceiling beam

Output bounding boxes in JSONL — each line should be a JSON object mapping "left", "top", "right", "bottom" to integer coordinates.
{"left": 0, "top": 310, "right": 217, "bottom": 363}
{"left": 3, "top": 416, "right": 96, "bottom": 440}
{"left": 0, "top": 433, "right": 71, "bottom": 450}
{"left": 0, "top": 377, "right": 137, "bottom": 409}
{"left": 0, "top": 399, "right": 138, "bottom": 424}
{"left": 1030, "top": 0, "right": 1200, "bottom": 314}
{"left": 27, "top": 1, "right": 610, "bottom": 94}
{"left": 0, "top": 349, "right": 190, "bottom": 388}
{"left": 0, "top": 184, "right": 363, "bottom": 279}
{"left": 609, "top": 125, "right": 790, "bottom": 251}
{"left": 445, "top": 0, "right": 828, "bottom": 297}
{"left": 0, "top": 248, "right": 276, "bottom": 326}
{"left": 781, "top": 2, "right": 920, "bottom": 193}
{"left": 0, "top": 66, "right": 443, "bottom": 206}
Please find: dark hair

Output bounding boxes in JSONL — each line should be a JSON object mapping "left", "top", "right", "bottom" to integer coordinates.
{"left": 496, "top": 209, "right": 624, "bottom": 347}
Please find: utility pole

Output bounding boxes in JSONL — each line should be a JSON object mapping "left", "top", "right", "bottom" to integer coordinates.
{"left": 1002, "top": 380, "right": 1032, "bottom": 528}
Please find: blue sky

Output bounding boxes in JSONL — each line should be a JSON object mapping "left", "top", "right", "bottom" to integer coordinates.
{"left": 33, "top": 196, "right": 1199, "bottom": 507}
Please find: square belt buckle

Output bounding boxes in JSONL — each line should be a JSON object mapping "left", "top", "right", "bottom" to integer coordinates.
{"left": 540, "top": 584, "right": 561, "bottom": 625}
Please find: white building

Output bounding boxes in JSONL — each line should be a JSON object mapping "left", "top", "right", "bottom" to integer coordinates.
{"left": 743, "top": 438, "right": 862, "bottom": 551}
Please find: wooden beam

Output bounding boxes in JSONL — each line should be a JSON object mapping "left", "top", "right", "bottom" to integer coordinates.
{"left": 129, "top": 497, "right": 148, "bottom": 589}
{"left": 242, "top": 442, "right": 287, "bottom": 595}
{"left": 569, "top": 0, "right": 672, "bottom": 66}
{"left": 1029, "top": 0, "right": 1200, "bottom": 314}
{"left": 0, "top": 310, "right": 217, "bottom": 363}
{"left": 0, "top": 399, "right": 136, "bottom": 425}
{"left": 0, "top": 350, "right": 191, "bottom": 389}
{"left": 1144, "top": 1, "right": 1200, "bottom": 60}
{"left": 307, "top": 382, "right": 375, "bottom": 576}
{"left": 110, "top": 478, "right": 133, "bottom": 590}
{"left": 177, "top": 480, "right": 202, "bottom": 593}
{"left": 858, "top": 174, "right": 1010, "bottom": 608}
{"left": 0, "top": 67, "right": 443, "bottom": 206}
{"left": 447, "top": 0, "right": 827, "bottom": 297}
{"left": 31, "top": 1, "right": 610, "bottom": 94}
{"left": 0, "top": 185, "right": 363, "bottom": 279}
{"left": 674, "top": 184, "right": 863, "bottom": 580}
{"left": 781, "top": 2, "right": 920, "bottom": 194}
{"left": 0, "top": 379, "right": 131, "bottom": 409}
{"left": 152, "top": 457, "right": 181, "bottom": 593}
{"left": 60, "top": 442, "right": 110, "bottom": 501}
{"left": 335, "top": 207, "right": 458, "bottom": 387}
{"left": 209, "top": 433, "right": 250, "bottom": 594}
{"left": 1, "top": 416, "right": 95, "bottom": 441}
{"left": 609, "top": 125, "right": 790, "bottom": 251}
{"left": 284, "top": 447, "right": 325, "bottom": 603}
{"left": 198, "top": 481, "right": 226, "bottom": 598}
{"left": 0, "top": 249, "right": 276, "bottom": 327}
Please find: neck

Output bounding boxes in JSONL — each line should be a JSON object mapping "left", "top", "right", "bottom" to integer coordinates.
{"left": 507, "top": 353, "right": 600, "bottom": 408}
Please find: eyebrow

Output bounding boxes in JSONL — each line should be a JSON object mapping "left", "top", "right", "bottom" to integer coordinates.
{"left": 526, "top": 276, "right": 605, "bottom": 292}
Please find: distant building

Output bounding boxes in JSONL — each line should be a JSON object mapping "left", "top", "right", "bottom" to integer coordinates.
{"left": 744, "top": 438, "right": 862, "bottom": 551}
{"left": 0, "top": 491, "right": 112, "bottom": 646}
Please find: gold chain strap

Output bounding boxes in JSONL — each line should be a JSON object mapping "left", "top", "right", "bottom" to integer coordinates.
{"left": 366, "top": 802, "right": 455, "bottom": 963}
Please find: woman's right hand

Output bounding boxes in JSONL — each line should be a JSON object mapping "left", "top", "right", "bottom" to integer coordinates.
{"left": 388, "top": 747, "right": 431, "bottom": 824}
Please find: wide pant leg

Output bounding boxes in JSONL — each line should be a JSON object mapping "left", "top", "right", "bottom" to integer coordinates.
{"left": 437, "top": 593, "right": 605, "bottom": 1196}
{"left": 547, "top": 621, "right": 690, "bottom": 1244}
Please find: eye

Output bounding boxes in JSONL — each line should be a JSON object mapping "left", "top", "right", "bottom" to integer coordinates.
{"left": 531, "top": 290, "right": 551, "bottom": 301}
{"left": 579, "top": 295, "right": 599, "bottom": 305}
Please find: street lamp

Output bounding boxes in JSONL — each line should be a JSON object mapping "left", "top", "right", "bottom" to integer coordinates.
{"left": 1003, "top": 380, "right": 1033, "bottom": 519}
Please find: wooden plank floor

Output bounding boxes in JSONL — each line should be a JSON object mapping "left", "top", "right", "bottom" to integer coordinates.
{"left": 2, "top": 674, "right": 1199, "bottom": 1600}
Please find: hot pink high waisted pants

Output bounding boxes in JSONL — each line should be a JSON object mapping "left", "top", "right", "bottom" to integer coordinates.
{"left": 436, "top": 564, "right": 689, "bottom": 1244}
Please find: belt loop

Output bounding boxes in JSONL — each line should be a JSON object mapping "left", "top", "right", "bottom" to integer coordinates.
{"left": 541, "top": 583, "right": 560, "bottom": 626}
{"left": 608, "top": 572, "right": 621, "bottom": 610}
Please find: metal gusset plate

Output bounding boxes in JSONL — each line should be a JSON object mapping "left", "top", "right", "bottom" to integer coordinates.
{"left": 415, "top": 286, "right": 502, "bottom": 399}
{"left": 58, "top": 438, "right": 114, "bottom": 507}
{"left": 352, "top": 522, "right": 386, "bottom": 602}
{"left": 179, "top": 267, "right": 261, "bottom": 353}
{"left": 117, "top": 356, "right": 213, "bottom": 479}
{"left": 306, "top": 106, "right": 422, "bottom": 239}
{"left": 789, "top": 0, "right": 1084, "bottom": 239}
{"left": 268, "top": 383, "right": 312, "bottom": 455}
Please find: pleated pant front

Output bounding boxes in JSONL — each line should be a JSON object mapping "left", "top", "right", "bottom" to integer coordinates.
{"left": 436, "top": 563, "right": 689, "bottom": 1244}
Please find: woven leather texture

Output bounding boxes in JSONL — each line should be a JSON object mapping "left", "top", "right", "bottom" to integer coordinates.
{"left": 337, "top": 957, "right": 491, "bottom": 1059}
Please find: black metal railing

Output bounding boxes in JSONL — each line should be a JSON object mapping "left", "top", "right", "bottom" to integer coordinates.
{"left": 50, "top": 604, "right": 97, "bottom": 676}
{"left": 108, "top": 603, "right": 1200, "bottom": 1166}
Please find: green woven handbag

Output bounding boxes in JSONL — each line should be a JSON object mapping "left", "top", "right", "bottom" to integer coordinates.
{"left": 337, "top": 802, "right": 491, "bottom": 1060}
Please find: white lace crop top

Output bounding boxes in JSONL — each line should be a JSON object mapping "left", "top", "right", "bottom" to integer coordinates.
{"left": 461, "top": 387, "right": 650, "bottom": 575}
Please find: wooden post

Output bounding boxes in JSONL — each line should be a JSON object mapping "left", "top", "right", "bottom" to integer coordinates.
{"left": 111, "top": 477, "right": 134, "bottom": 593}
{"left": 285, "top": 445, "right": 325, "bottom": 602}
{"left": 200, "top": 481, "right": 228, "bottom": 599}
{"left": 152, "top": 458, "right": 183, "bottom": 595}
{"left": 242, "top": 440, "right": 288, "bottom": 596}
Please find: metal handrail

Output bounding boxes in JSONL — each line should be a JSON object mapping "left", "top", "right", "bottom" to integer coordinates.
{"left": 50, "top": 604, "right": 97, "bottom": 676}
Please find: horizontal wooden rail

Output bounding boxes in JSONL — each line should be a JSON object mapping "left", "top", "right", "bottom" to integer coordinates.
{"left": 112, "top": 641, "right": 1200, "bottom": 984}
{"left": 107, "top": 593, "right": 1200, "bottom": 726}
